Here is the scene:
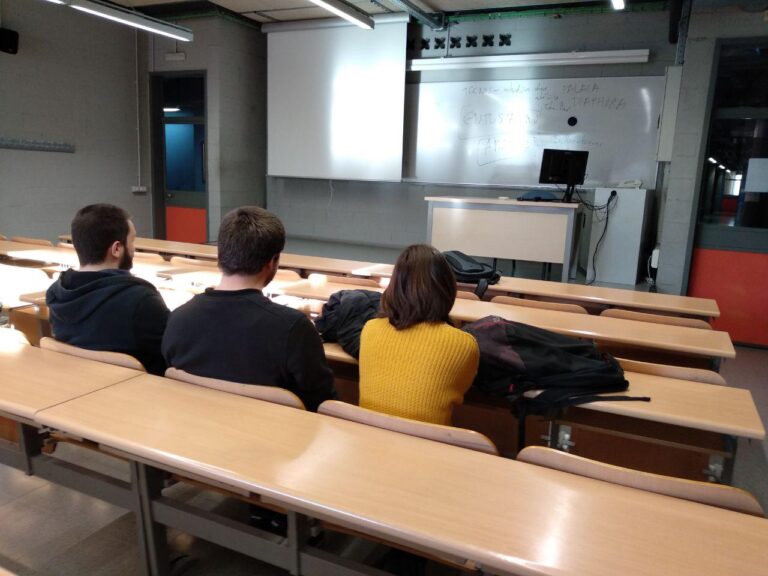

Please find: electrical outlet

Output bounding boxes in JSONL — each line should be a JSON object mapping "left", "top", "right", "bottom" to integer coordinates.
{"left": 650, "top": 247, "right": 660, "bottom": 269}
{"left": 131, "top": 185, "right": 147, "bottom": 195}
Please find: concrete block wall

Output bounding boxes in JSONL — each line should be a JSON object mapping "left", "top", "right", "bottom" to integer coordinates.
{"left": 0, "top": 0, "right": 151, "bottom": 239}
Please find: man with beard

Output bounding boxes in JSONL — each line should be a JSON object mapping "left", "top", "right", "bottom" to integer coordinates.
{"left": 46, "top": 204, "right": 169, "bottom": 375}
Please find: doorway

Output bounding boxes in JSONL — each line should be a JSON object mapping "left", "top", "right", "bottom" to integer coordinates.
{"left": 151, "top": 74, "right": 207, "bottom": 243}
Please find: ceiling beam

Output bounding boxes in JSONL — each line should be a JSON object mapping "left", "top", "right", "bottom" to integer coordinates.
{"left": 386, "top": 0, "right": 445, "bottom": 30}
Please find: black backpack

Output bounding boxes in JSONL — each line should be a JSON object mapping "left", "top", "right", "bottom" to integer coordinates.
{"left": 462, "top": 315, "right": 649, "bottom": 415}
{"left": 443, "top": 251, "right": 501, "bottom": 298}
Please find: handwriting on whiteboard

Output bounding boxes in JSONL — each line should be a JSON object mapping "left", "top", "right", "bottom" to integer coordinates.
{"left": 407, "top": 76, "right": 664, "bottom": 186}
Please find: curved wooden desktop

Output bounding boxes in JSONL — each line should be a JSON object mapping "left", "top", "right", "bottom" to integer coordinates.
{"left": 35, "top": 374, "right": 768, "bottom": 576}
{"left": 322, "top": 344, "right": 763, "bottom": 441}
{"left": 449, "top": 298, "right": 734, "bottom": 361}
{"left": 0, "top": 344, "right": 141, "bottom": 421}
{"left": 488, "top": 276, "right": 720, "bottom": 319}
{"left": 282, "top": 280, "right": 734, "bottom": 363}
{"left": 55, "top": 234, "right": 718, "bottom": 319}
{"left": 58, "top": 235, "right": 395, "bottom": 278}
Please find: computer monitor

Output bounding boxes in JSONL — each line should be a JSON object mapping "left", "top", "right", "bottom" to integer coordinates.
{"left": 538, "top": 148, "right": 589, "bottom": 203}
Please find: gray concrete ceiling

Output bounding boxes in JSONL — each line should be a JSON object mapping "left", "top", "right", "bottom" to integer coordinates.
{"left": 119, "top": 0, "right": 591, "bottom": 25}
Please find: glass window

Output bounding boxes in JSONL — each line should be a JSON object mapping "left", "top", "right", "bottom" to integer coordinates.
{"left": 700, "top": 41, "right": 768, "bottom": 228}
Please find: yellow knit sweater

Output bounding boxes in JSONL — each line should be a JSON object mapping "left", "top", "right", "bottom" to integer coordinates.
{"left": 358, "top": 318, "right": 480, "bottom": 425}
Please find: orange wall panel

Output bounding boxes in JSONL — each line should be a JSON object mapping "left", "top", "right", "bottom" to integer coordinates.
{"left": 165, "top": 206, "right": 207, "bottom": 244}
{"left": 688, "top": 248, "right": 768, "bottom": 346}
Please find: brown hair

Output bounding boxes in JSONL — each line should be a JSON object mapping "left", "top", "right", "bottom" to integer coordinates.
{"left": 217, "top": 207, "right": 285, "bottom": 275}
{"left": 71, "top": 204, "right": 131, "bottom": 266}
{"left": 380, "top": 244, "right": 457, "bottom": 330}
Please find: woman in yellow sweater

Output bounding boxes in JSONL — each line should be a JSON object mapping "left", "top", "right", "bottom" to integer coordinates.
{"left": 359, "top": 244, "right": 480, "bottom": 425}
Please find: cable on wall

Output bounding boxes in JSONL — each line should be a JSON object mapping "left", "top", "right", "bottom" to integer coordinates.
{"left": 580, "top": 190, "right": 618, "bottom": 285}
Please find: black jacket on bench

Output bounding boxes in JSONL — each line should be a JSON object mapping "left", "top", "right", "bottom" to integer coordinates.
{"left": 46, "top": 268, "right": 170, "bottom": 375}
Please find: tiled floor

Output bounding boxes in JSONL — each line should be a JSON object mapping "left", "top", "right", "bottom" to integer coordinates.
{"left": 722, "top": 346, "right": 768, "bottom": 508}
{"left": 1, "top": 346, "right": 766, "bottom": 575}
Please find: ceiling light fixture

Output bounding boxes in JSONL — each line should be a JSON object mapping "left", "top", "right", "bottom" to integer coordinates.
{"left": 163, "top": 107, "right": 180, "bottom": 113}
{"left": 611, "top": 0, "right": 626, "bottom": 10}
{"left": 63, "top": 0, "right": 193, "bottom": 42}
{"left": 408, "top": 49, "right": 649, "bottom": 72}
{"left": 307, "top": 0, "right": 374, "bottom": 30}
{"left": 708, "top": 158, "right": 717, "bottom": 164}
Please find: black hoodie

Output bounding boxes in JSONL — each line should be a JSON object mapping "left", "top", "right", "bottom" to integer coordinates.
{"left": 46, "top": 269, "right": 170, "bottom": 375}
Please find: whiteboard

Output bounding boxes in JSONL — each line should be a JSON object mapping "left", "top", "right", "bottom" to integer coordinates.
{"left": 404, "top": 76, "right": 664, "bottom": 188}
{"left": 267, "top": 20, "right": 407, "bottom": 181}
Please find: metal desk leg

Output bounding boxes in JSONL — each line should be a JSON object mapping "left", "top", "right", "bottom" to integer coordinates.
{"left": 17, "top": 422, "right": 43, "bottom": 475}
{"left": 134, "top": 462, "right": 171, "bottom": 576}
{"left": 287, "top": 511, "right": 310, "bottom": 576}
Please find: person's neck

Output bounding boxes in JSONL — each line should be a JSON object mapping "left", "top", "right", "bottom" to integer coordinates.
{"left": 217, "top": 272, "right": 271, "bottom": 292}
{"left": 79, "top": 261, "right": 121, "bottom": 273}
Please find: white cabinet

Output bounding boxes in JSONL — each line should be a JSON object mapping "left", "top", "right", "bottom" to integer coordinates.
{"left": 583, "top": 188, "right": 653, "bottom": 286}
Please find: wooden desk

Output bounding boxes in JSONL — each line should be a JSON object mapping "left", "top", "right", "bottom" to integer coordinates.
{"left": 35, "top": 374, "right": 768, "bottom": 576}
{"left": 487, "top": 276, "right": 720, "bottom": 319}
{"left": 450, "top": 299, "right": 734, "bottom": 364}
{"left": 60, "top": 235, "right": 395, "bottom": 278}
{"left": 0, "top": 242, "right": 174, "bottom": 277}
{"left": 426, "top": 197, "right": 580, "bottom": 283}
{"left": 283, "top": 283, "right": 734, "bottom": 365}
{"left": 280, "top": 254, "right": 393, "bottom": 278}
{"left": 0, "top": 344, "right": 141, "bottom": 421}
{"left": 322, "top": 344, "right": 764, "bottom": 441}
{"left": 57, "top": 235, "right": 721, "bottom": 320}
{"left": 0, "top": 240, "right": 80, "bottom": 267}
{"left": 279, "top": 278, "right": 383, "bottom": 301}
{"left": 0, "top": 263, "right": 54, "bottom": 310}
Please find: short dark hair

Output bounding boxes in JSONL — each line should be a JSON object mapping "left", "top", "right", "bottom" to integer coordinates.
{"left": 71, "top": 204, "right": 131, "bottom": 266}
{"left": 380, "top": 244, "right": 457, "bottom": 330}
{"left": 217, "top": 207, "right": 286, "bottom": 275}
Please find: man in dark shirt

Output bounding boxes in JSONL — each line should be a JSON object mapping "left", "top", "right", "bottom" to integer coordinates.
{"left": 46, "top": 204, "right": 169, "bottom": 375}
{"left": 161, "top": 206, "right": 335, "bottom": 412}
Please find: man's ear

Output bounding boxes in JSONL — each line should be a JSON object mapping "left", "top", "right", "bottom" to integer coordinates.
{"left": 107, "top": 240, "right": 122, "bottom": 260}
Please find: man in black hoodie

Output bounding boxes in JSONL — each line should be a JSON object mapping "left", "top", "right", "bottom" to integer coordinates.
{"left": 46, "top": 204, "right": 169, "bottom": 375}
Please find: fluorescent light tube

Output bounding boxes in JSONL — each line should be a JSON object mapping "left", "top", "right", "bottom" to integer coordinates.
{"left": 69, "top": 0, "right": 193, "bottom": 42}
{"left": 718, "top": 164, "right": 726, "bottom": 169}
{"left": 43, "top": 0, "right": 67, "bottom": 4}
{"left": 611, "top": 0, "right": 625, "bottom": 9}
{"left": 409, "top": 49, "right": 649, "bottom": 72}
{"left": 708, "top": 158, "right": 717, "bottom": 164}
{"left": 307, "top": 0, "right": 374, "bottom": 29}
{"left": 163, "top": 107, "right": 180, "bottom": 112}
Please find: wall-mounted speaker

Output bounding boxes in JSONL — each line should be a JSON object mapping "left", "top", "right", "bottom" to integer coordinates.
{"left": 0, "top": 28, "right": 19, "bottom": 55}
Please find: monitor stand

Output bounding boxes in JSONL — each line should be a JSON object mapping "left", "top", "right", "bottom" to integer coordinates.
{"left": 563, "top": 184, "right": 576, "bottom": 203}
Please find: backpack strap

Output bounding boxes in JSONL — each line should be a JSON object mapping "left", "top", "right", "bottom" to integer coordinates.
{"left": 474, "top": 277, "right": 489, "bottom": 299}
{"left": 525, "top": 388, "right": 651, "bottom": 418}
